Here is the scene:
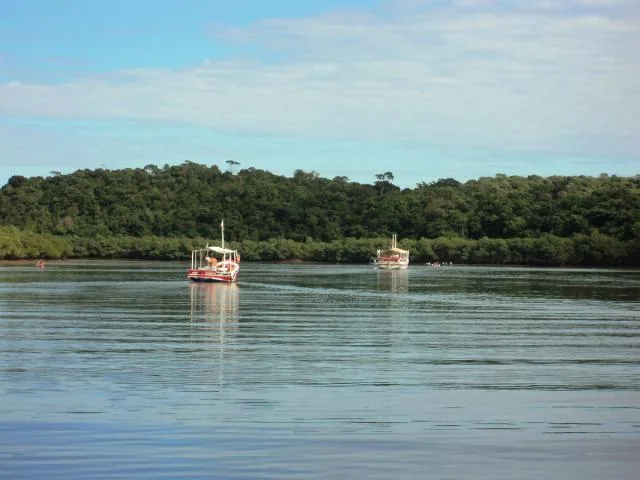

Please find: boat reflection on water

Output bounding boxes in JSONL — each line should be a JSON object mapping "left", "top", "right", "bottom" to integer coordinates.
{"left": 376, "top": 269, "right": 409, "bottom": 294}
{"left": 188, "top": 283, "right": 239, "bottom": 386}
{"left": 189, "top": 282, "right": 240, "bottom": 341}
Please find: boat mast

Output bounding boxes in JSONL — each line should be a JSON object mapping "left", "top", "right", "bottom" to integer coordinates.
{"left": 221, "top": 219, "right": 225, "bottom": 249}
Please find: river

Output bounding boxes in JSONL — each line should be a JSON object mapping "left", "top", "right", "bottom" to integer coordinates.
{"left": 1, "top": 262, "right": 639, "bottom": 479}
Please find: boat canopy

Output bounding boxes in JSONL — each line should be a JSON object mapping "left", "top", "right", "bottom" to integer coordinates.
{"left": 208, "top": 246, "right": 236, "bottom": 254}
{"left": 381, "top": 247, "right": 409, "bottom": 254}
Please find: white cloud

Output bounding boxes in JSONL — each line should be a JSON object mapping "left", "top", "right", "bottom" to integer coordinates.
{"left": 1, "top": 0, "right": 638, "bottom": 158}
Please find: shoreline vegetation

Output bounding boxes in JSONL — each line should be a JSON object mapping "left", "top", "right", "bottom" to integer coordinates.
{"left": 0, "top": 227, "right": 636, "bottom": 267}
{"left": 1, "top": 163, "right": 638, "bottom": 267}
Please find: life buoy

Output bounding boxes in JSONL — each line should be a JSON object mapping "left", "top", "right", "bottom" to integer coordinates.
{"left": 219, "top": 261, "right": 239, "bottom": 273}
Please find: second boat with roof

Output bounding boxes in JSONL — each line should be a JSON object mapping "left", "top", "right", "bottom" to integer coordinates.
{"left": 374, "top": 234, "right": 409, "bottom": 270}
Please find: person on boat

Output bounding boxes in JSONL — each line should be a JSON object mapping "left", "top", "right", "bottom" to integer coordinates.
{"left": 206, "top": 256, "right": 218, "bottom": 270}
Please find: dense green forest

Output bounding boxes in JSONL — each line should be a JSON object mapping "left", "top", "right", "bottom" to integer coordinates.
{"left": 1, "top": 163, "right": 638, "bottom": 266}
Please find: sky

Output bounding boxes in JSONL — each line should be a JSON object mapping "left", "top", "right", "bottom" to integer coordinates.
{"left": 0, "top": 0, "right": 638, "bottom": 188}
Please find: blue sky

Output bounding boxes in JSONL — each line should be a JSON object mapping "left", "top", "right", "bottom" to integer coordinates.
{"left": 1, "top": 0, "right": 638, "bottom": 188}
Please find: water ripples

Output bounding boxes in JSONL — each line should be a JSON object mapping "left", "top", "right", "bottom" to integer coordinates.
{"left": 1, "top": 262, "right": 639, "bottom": 479}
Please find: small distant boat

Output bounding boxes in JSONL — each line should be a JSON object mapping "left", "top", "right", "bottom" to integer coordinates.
{"left": 187, "top": 220, "right": 240, "bottom": 283}
{"left": 425, "top": 261, "right": 452, "bottom": 267}
{"left": 375, "top": 234, "right": 409, "bottom": 270}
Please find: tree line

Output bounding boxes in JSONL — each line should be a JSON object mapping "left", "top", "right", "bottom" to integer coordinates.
{"left": 0, "top": 163, "right": 638, "bottom": 266}
{"left": 0, "top": 226, "right": 635, "bottom": 266}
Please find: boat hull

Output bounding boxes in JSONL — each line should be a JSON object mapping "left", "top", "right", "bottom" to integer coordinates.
{"left": 376, "top": 262, "right": 409, "bottom": 270}
{"left": 187, "top": 269, "right": 238, "bottom": 283}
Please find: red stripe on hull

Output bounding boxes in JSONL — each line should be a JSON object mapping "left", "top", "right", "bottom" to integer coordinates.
{"left": 187, "top": 269, "right": 238, "bottom": 283}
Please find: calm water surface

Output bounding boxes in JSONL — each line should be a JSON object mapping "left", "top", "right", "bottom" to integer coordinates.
{"left": 1, "top": 262, "right": 639, "bottom": 479}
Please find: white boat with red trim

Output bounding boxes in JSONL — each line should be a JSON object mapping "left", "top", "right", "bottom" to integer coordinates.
{"left": 375, "top": 234, "right": 409, "bottom": 270}
{"left": 187, "top": 220, "right": 240, "bottom": 283}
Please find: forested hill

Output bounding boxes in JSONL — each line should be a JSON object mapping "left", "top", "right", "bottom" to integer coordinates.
{"left": 1, "top": 163, "right": 638, "bottom": 243}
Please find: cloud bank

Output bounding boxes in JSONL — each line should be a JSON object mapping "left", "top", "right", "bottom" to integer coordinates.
{"left": 1, "top": 0, "right": 638, "bottom": 161}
